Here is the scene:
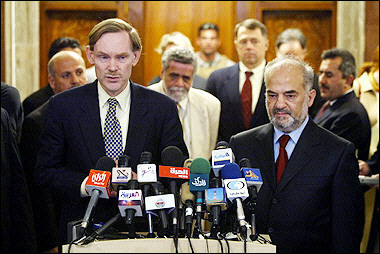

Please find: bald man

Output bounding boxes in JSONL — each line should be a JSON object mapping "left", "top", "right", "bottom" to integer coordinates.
{"left": 19, "top": 51, "right": 87, "bottom": 253}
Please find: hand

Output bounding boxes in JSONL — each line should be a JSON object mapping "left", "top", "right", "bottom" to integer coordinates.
{"left": 358, "top": 160, "right": 371, "bottom": 175}
{"left": 370, "top": 174, "right": 379, "bottom": 189}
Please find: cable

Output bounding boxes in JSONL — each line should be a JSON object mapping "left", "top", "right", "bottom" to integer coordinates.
{"left": 187, "top": 235, "right": 195, "bottom": 253}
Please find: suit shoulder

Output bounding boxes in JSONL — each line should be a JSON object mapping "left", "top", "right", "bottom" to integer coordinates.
{"left": 232, "top": 123, "right": 271, "bottom": 141}
{"left": 190, "top": 88, "right": 220, "bottom": 104}
{"left": 208, "top": 64, "right": 238, "bottom": 80}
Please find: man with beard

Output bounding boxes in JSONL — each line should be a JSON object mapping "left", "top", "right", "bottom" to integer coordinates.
{"left": 206, "top": 19, "right": 269, "bottom": 143}
{"left": 149, "top": 46, "right": 221, "bottom": 160}
{"left": 314, "top": 48, "right": 371, "bottom": 161}
{"left": 229, "top": 55, "right": 364, "bottom": 252}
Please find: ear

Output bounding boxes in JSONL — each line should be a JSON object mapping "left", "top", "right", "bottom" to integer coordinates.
{"left": 132, "top": 50, "right": 141, "bottom": 67}
{"left": 85, "top": 45, "right": 95, "bottom": 65}
{"left": 345, "top": 75, "right": 355, "bottom": 88}
{"left": 48, "top": 74, "right": 56, "bottom": 90}
{"left": 307, "top": 89, "right": 317, "bottom": 108}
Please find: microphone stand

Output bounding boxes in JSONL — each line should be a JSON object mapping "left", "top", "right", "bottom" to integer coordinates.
{"left": 247, "top": 186, "right": 258, "bottom": 241}
{"left": 82, "top": 213, "right": 122, "bottom": 245}
{"left": 142, "top": 184, "right": 156, "bottom": 238}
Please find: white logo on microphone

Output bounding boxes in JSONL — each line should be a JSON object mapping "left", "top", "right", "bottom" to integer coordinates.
{"left": 191, "top": 176, "right": 206, "bottom": 187}
{"left": 92, "top": 172, "right": 106, "bottom": 183}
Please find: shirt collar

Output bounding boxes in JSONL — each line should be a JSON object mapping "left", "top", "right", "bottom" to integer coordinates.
{"left": 274, "top": 115, "right": 309, "bottom": 144}
{"left": 98, "top": 80, "right": 130, "bottom": 113}
{"left": 196, "top": 52, "right": 222, "bottom": 67}
{"left": 239, "top": 60, "right": 266, "bottom": 75}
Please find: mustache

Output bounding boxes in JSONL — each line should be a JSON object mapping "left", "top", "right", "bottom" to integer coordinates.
{"left": 272, "top": 108, "right": 291, "bottom": 115}
{"left": 320, "top": 83, "right": 329, "bottom": 89}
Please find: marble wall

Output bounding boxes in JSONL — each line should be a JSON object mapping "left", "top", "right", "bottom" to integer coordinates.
{"left": 4, "top": 1, "right": 39, "bottom": 101}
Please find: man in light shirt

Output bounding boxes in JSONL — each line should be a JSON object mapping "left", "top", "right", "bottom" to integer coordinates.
{"left": 149, "top": 46, "right": 221, "bottom": 160}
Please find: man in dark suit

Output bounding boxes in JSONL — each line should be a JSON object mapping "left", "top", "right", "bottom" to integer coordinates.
{"left": 20, "top": 51, "right": 88, "bottom": 252}
{"left": 22, "top": 37, "right": 82, "bottom": 117}
{"left": 1, "top": 107, "right": 37, "bottom": 253}
{"left": 314, "top": 48, "right": 371, "bottom": 161}
{"left": 1, "top": 82, "right": 23, "bottom": 143}
{"left": 229, "top": 55, "right": 364, "bottom": 252}
{"left": 35, "top": 18, "right": 188, "bottom": 245}
{"left": 206, "top": 19, "right": 270, "bottom": 143}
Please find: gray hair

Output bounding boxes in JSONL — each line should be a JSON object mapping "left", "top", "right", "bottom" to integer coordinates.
{"left": 264, "top": 55, "right": 314, "bottom": 91}
{"left": 161, "top": 46, "right": 197, "bottom": 75}
{"left": 276, "top": 28, "right": 307, "bottom": 49}
{"left": 155, "top": 31, "right": 194, "bottom": 55}
{"left": 321, "top": 48, "right": 356, "bottom": 79}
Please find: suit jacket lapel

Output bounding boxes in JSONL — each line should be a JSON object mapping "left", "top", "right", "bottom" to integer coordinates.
{"left": 254, "top": 124, "right": 277, "bottom": 192}
{"left": 276, "top": 120, "right": 321, "bottom": 193}
{"left": 78, "top": 82, "right": 105, "bottom": 166}
{"left": 125, "top": 82, "right": 149, "bottom": 156}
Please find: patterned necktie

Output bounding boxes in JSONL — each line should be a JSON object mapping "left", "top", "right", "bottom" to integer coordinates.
{"left": 241, "top": 71, "right": 253, "bottom": 129}
{"left": 276, "top": 135, "right": 290, "bottom": 184}
{"left": 315, "top": 101, "right": 330, "bottom": 120}
{"left": 104, "top": 98, "right": 123, "bottom": 160}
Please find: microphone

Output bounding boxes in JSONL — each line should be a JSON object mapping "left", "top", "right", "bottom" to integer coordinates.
{"left": 145, "top": 182, "right": 175, "bottom": 237}
{"left": 211, "top": 141, "right": 235, "bottom": 177}
{"left": 180, "top": 181, "right": 195, "bottom": 238}
{"left": 205, "top": 177, "right": 227, "bottom": 238}
{"left": 239, "top": 158, "right": 262, "bottom": 241}
{"left": 118, "top": 180, "right": 143, "bottom": 224}
{"left": 221, "top": 162, "right": 250, "bottom": 239}
{"left": 159, "top": 146, "right": 189, "bottom": 237}
{"left": 136, "top": 151, "right": 157, "bottom": 238}
{"left": 111, "top": 155, "right": 132, "bottom": 192}
{"left": 189, "top": 157, "right": 210, "bottom": 238}
{"left": 80, "top": 156, "right": 116, "bottom": 235}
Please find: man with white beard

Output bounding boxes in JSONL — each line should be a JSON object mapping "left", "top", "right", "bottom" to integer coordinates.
{"left": 229, "top": 55, "right": 364, "bottom": 252}
{"left": 149, "top": 46, "right": 221, "bottom": 160}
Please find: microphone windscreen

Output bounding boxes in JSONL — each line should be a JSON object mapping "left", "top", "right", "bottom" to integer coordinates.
{"left": 118, "top": 154, "right": 130, "bottom": 167}
{"left": 221, "top": 162, "right": 242, "bottom": 179}
{"left": 216, "top": 141, "right": 229, "bottom": 149}
{"left": 162, "top": 146, "right": 184, "bottom": 167}
{"left": 190, "top": 157, "right": 211, "bottom": 174}
{"left": 239, "top": 158, "right": 252, "bottom": 168}
{"left": 95, "top": 156, "right": 116, "bottom": 171}
{"left": 140, "top": 151, "right": 152, "bottom": 164}
{"left": 180, "top": 182, "right": 195, "bottom": 203}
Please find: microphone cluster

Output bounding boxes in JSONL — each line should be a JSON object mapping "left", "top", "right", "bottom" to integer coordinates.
{"left": 73, "top": 142, "right": 264, "bottom": 246}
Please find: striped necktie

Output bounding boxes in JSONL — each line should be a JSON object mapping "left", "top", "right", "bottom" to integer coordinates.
{"left": 104, "top": 98, "right": 123, "bottom": 160}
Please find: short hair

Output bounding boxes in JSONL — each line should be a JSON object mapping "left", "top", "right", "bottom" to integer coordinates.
{"left": 155, "top": 31, "right": 194, "bottom": 55}
{"left": 321, "top": 48, "right": 356, "bottom": 78}
{"left": 48, "top": 51, "right": 86, "bottom": 77}
{"left": 48, "top": 37, "right": 81, "bottom": 59}
{"left": 264, "top": 55, "right": 314, "bottom": 92}
{"left": 198, "top": 22, "right": 219, "bottom": 36}
{"left": 161, "top": 46, "right": 197, "bottom": 76}
{"left": 276, "top": 28, "right": 307, "bottom": 49}
{"left": 88, "top": 18, "right": 142, "bottom": 52}
{"left": 234, "top": 19, "right": 268, "bottom": 39}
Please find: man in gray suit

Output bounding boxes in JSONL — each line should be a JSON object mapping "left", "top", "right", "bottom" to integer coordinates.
{"left": 229, "top": 55, "right": 364, "bottom": 252}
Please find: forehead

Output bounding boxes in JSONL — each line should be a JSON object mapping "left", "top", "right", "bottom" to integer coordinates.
{"left": 54, "top": 57, "right": 84, "bottom": 71}
{"left": 199, "top": 29, "right": 218, "bottom": 37}
{"left": 166, "top": 60, "right": 194, "bottom": 72}
{"left": 278, "top": 40, "right": 303, "bottom": 52}
{"left": 320, "top": 57, "right": 342, "bottom": 70}
{"left": 267, "top": 65, "right": 304, "bottom": 91}
{"left": 94, "top": 31, "right": 132, "bottom": 52}
{"left": 236, "top": 27, "right": 264, "bottom": 40}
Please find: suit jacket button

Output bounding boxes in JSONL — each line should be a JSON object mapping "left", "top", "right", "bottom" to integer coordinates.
{"left": 272, "top": 198, "right": 278, "bottom": 204}
{"left": 268, "top": 227, "right": 274, "bottom": 233}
